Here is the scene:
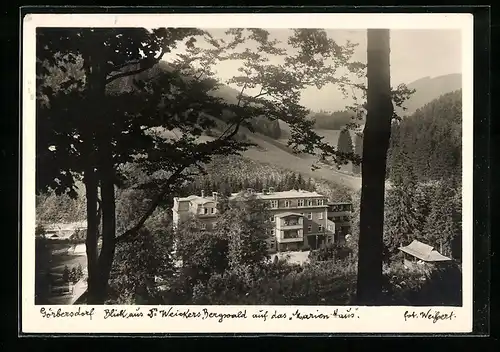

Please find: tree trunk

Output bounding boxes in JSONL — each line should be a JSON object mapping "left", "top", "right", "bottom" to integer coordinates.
{"left": 84, "top": 49, "right": 118, "bottom": 304}
{"left": 84, "top": 166, "right": 100, "bottom": 303}
{"left": 356, "top": 29, "right": 393, "bottom": 305}
{"left": 95, "top": 142, "right": 116, "bottom": 303}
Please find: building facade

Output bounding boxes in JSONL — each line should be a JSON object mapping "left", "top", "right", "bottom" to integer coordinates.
{"left": 326, "top": 202, "right": 353, "bottom": 245}
{"left": 173, "top": 188, "right": 338, "bottom": 252}
{"left": 172, "top": 190, "right": 219, "bottom": 231}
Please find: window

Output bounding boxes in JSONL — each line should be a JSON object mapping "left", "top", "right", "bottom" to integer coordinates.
{"left": 284, "top": 200, "right": 291, "bottom": 208}
{"left": 271, "top": 229, "right": 275, "bottom": 236}
{"left": 318, "top": 212, "right": 323, "bottom": 220}
{"left": 307, "top": 199, "right": 313, "bottom": 206}
{"left": 270, "top": 200, "right": 278, "bottom": 208}
{"left": 270, "top": 216, "right": 275, "bottom": 222}
{"left": 201, "top": 223, "right": 206, "bottom": 230}
{"left": 307, "top": 212, "right": 313, "bottom": 220}
{"left": 210, "top": 208, "right": 215, "bottom": 214}
{"left": 203, "top": 207, "right": 208, "bottom": 214}
{"left": 298, "top": 199, "right": 304, "bottom": 207}
{"left": 318, "top": 225, "right": 324, "bottom": 232}
{"left": 317, "top": 199, "right": 324, "bottom": 206}
{"left": 307, "top": 225, "right": 312, "bottom": 233}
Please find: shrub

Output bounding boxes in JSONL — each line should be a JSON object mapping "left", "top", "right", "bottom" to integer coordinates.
{"left": 62, "top": 265, "right": 70, "bottom": 283}
{"left": 308, "top": 243, "right": 353, "bottom": 263}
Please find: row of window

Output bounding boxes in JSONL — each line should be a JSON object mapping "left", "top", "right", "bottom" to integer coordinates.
{"left": 199, "top": 207, "right": 216, "bottom": 215}
{"left": 269, "top": 198, "right": 325, "bottom": 208}
{"left": 331, "top": 215, "right": 350, "bottom": 222}
{"left": 328, "top": 204, "right": 353, "bottom": 212}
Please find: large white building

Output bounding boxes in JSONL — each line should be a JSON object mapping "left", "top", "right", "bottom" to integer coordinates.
{"left": 172, "top": 188, "right": 339, "bottom": 252}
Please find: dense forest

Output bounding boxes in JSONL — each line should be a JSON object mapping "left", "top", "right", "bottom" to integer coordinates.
{"left": 310, "top": 110, "right": 358, "bottom": 130}
{"left": 387, "top": 89, "right": 462, "bottom": 182}
{"left": 383, "top": 90, "right": 463, "bottom": 257}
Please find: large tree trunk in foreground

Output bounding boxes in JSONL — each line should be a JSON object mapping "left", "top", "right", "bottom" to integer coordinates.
{"left": 84, "top": 53, "right": 118, "bottom": 304}
{"left": 356, "top": 29, "right": 394, "bottom": 305}
{"left": 84, "top": 166, "right": 101, "bottom": 304}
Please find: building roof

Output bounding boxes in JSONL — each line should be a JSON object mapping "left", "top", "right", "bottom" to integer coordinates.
{"left": 275, "top": 212, "right": 304, "bottom": 218}
{"left": 230, "top": 189, "right": 326, "bottom": 200}
{"left": 398, "top": 240, "right": 451, "bottom": 262}
{"left": 176, "top": 195, "right": 217, "bottom": 204}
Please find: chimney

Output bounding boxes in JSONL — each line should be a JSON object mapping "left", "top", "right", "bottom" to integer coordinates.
{"left": 212, "top": 192, "right": 218, "bottom": 201}
{"left": 201, "top": 190, "right": 205, "bottom": 198}
{"left": 268, "top": 187, "right": 275, "bottom": 194}
{"left": 262, "top": 188, "right": 268, "bottom": 195}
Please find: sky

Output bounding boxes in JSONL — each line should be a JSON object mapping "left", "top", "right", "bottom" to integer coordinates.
{"left": 164, "top": 28, "right": 462, "bottom": 112}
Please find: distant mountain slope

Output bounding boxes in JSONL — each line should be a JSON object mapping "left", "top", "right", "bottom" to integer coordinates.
{"left": 396, "top": 73, "right": 462, "bottom": 116}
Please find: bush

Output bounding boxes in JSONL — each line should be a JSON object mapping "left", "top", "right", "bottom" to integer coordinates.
{"left": 383, "top": 261, "right": 462, "bottom": 306}
{"left": 308, "top": 243, "right": 353, "bottom": 263}
{"left": 189, "top": 259, "right": 356, "bottom": 305}
{"left": 62, "top": 265, "right": 70, "bottom": 283}
{"left": 107, "top": 228, "right": 175, "bottom": 304}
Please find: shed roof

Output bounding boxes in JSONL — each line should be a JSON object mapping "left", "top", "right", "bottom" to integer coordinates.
{"left": 398, "top": 240, "right": 451, "bottom": 262}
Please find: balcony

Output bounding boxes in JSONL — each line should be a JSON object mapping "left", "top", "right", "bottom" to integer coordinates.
{"left": 279, "top": 219, "right": 303, "bottom": 230}
{"left": 277, "top": 229, "right": 304, "bottom": 243}
{"left": 276, "top": 213, "right": 304, "bottom": 230}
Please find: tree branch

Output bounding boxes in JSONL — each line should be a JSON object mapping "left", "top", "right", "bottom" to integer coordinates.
{"left": 105, "top": 49, "right": 165, "bottom": 85}
{"left": 115, "top": 115, "right": 249, "bottom": 244}
{"left": 106, "top": 66, "right": 155, "bottom": 85}
{"left": 115, "top": 165, "right": 186, "bottom": 243}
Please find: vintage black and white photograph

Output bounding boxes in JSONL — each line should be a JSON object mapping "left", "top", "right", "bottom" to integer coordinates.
{"left": 23, "top": 12, "right": 473, "bottom": 333}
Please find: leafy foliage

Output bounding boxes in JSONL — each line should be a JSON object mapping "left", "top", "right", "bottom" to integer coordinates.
{"left": 221, "top": 194, "right": 272, "bottom": 270}
{"left": 175, "top": 218, "right": 230, "bottom": 285}
{"left": 191, "top": 259, "right": 357, "bottom": 305}
{"left": 108, "top": 227, "right": 175, "bottom": 304}
{"left": 36, "top": 189, "right": 86, "bottom": 224}
{"left": 308, "top": 243, "right": 353, "bottom": 263}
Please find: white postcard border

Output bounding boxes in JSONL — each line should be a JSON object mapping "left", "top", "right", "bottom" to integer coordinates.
{"left": 21, "top": 12, "right": 474, "bottom": 334}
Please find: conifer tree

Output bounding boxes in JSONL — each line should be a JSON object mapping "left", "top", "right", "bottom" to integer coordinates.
{"left": 337, "top": 129, "right": 354, "bottom": 155}
{"left": 296, "top": 173, "right": 305, "bottom": 189}
{"left": 383, "top": 151, "right": 422, "bottom": 257}
{"left": 424, "top": 179, "right": 460, "bottom": 256}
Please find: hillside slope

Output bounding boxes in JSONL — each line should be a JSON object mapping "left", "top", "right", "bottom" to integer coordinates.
{"left": 396, "top": 73, "right": 462, "bottom": 116}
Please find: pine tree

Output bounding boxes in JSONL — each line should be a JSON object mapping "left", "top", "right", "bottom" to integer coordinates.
{"left": 242, "top": 177, "right": 250, "bottom": 190}
{"left": 296, "top": 173, "right": 305, "bottom": 189}
{"left": 383, "top": 152, "right": 422, "bottom": 257}
{"left": 337, "top": 129, "right": 354, "bottom": 155}
{"left": 254, "top": 177, "right": 263, "bottom": 192}
{"left": 306, "top": 177, "right": 314, "bottom": 191}
{"left": 424, "top": 179, "right": 460, "bottom": 256}
{"left": 203, "top": 178, "right": 212, "bottom": 194}
{"left": 62, "top": 265, "right": 70, "bottom": 283}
